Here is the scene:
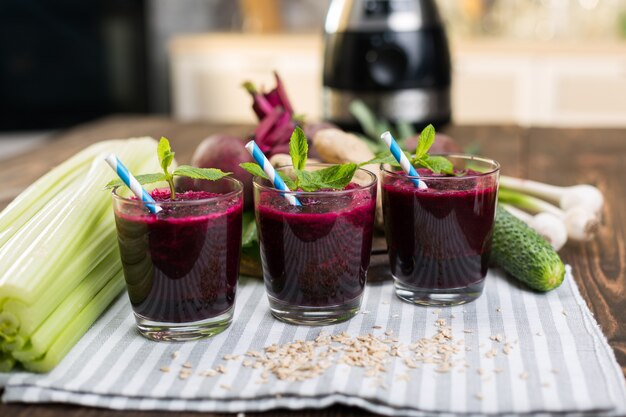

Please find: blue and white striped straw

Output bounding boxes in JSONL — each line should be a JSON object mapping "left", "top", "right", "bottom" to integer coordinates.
{"left": 380, "top": 131, "right": 428, "bottom": 189}
{"left": 104, "top": 154, "right": 162, "bottom": 214}
{"left": 244, "top": 141, "right": 301, "bottom": 206}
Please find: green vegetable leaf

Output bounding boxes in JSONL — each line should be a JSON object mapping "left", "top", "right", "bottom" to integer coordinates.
{"left": 295, "top": 170, "right": 318, "bottom": 191}
{"left": 240, "top": 162, "right": 267, "bottom": 179}
{"left": 289, "top": 127, "right": 308, "bottom": 171}
{"left": 173, "top": 165, "right": 230, "bottom": 181}
{"left": 104, "top": 173, "right": 166, "bottom": 189}
{"left": 239, "top": 162, "right": 297, "bottom": 190}
{"left": 157, "top": 137, "right": 175, "bottom": 173}
{"left": 415, "top": 124, "right": 436, "bottom": 159}
{"left": 350, "top": 100, "right": 380, "bottom": 140}
{"left": 298, "top": 163, "right": 358, "bottom": 191}
{"left": 280, "top": 175, "right": 298, "bottom": 190}
{"left": 361, "top": 152, "right": 403, "bottom": 167}
{"left": 241, "top": 211, "right": 258, "bottom": 248}
{"left": 415, "top": 155, "right": 454, "bottom": 174}
{"left": 396, "top": 121, "right": 416, "bottom": 144}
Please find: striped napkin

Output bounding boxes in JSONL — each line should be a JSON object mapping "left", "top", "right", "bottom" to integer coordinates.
{"left": 2, "top": 266, "right": 626, "bottom": 416}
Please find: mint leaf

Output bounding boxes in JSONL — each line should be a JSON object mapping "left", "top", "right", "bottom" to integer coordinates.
{"left": 298, "top": 163, "right": 358, "bottom": 191}
{"left": 157, "top": 137, "right": 175, "bottom": 173}
{"left": 289, "top": 127, "right": 308, "bottom": 171}
{"left": 240, "top": 162, "right": 267, "bottom": 179}
{"left": 415, "top": 155, "right": 453, "bottom": 174}
{"left": 295, "top": 170, "right": 320, "bottom": 191}
{"left": 173, "top": 165, "right": 230, "bottom": 181}
{"left": 239, "top": 162, "right": 297, "bottom": 190}
{"left": 105, "top": 173, "right": 166, "bottom": 190}
{"left": 280, "top": 175, "right": 298, "bottom": 190}
{"left": 415, "top": 124, "right": 435, "bottom": 159}
{"left": 361, "top": 152, "right": 403, "bottom": 167}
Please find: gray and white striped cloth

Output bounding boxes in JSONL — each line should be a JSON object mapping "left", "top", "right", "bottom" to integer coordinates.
{"left": 3, "top": 266, "right": 626, "bottom": 416}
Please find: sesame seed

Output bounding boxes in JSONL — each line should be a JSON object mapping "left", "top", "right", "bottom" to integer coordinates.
{"left": 159, "top": 366, "right": 170, "bottom": 373}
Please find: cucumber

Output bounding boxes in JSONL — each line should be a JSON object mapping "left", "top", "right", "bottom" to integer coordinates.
{"left": 492, "top": 205, "right": 565, "bottom": 291}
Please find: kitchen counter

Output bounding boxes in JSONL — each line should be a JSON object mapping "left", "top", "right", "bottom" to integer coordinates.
{"left": 1, "top": 116, "right": 624, "bottom": 416}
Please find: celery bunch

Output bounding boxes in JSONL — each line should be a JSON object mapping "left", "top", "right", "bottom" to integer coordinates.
{"left": 0, "top": 137, "right": 161, "bottom": 372}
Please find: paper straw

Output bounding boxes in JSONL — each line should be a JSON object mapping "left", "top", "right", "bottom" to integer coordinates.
{"left": 104, "top": 154, "right": 162, "bottom": 214}
{"left": 380, "top": 131, "right": 427, "bottom": 189}
{"left": 244, "top": 141, "right": 301, "bottom": 206}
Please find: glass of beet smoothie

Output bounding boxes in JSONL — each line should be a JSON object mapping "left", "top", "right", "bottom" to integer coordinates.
{"left": 253, "top": 165, "right": 377, "bottom": 325}
{"left": 112, "top": 177, "right": 243, "bottom": 341}
{"left": 382, "top": 155, "right": 499, "bottom": 306}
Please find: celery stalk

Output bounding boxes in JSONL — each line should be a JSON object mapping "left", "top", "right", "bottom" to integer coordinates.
{"left": 0, "top": 352, "right": 15, "bottom": 372}
{"left": 22, "top": 274, "right": 126, "bottom": 373}
{"left": 0, "top": 213, "right": 117, "bottom": 338}
{"left": 0, "top": 140, "right": 120, "bottom": 247}
{"left": 0, "top": 138, "right": 156, "bottom": 303}
{"left": 0, "top": 137, "right": 162, "bottom": 372}
{"left": 13, "top": 251, "right": 122, "bottom": 362}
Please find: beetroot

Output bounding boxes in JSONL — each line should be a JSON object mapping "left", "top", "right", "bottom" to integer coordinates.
{"left": 191, "top": 135, "right": 254, "bottom": 208}
{"left": 243, "top": 72, "right": 297, "bottom": 157}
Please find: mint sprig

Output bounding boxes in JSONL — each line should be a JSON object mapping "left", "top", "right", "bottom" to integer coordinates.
{"left": 364, "top": 124, "right": 453, "bottom": 175}
{"left": 105, "top": 137, "right": 230, "bottom": 199}
{"left": 240, "top": 127, "right": 358, "bottom": 192}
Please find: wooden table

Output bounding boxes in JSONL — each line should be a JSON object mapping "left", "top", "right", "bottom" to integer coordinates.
{"left": 1, "top": 116, "right": 624, "bottom": 416}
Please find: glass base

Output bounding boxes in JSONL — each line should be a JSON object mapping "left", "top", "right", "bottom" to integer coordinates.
{"left": 133, "top": 306, "right": 234, "bottom": 341}
{"left": 393, "top": 278, "right": 485, "bottom": 307}
{"left": 267, "top": 294, "right": 362, "bottom": 326}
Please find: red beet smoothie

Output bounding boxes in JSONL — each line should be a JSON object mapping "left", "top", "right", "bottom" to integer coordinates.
{"left": 115, "top": 189, "right": 243, "bottom": 323}
{"left": 382, "top": 170, "right": 498, "bottom": 290}
{"left": 256, "top": 184, "right": 376, "bottom": 307}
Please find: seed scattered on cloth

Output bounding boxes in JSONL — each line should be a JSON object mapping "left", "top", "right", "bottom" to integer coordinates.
{"left": 153, "top": 319, "right": 534, "bottom": 385}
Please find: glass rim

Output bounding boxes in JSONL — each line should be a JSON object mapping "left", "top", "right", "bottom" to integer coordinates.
{"left": 111, "top": 176, "right": 243, "bottom": 207}
{"left": 252, "top": 163, "right": 377, "bottom": 196}
{"left": 381, "top": 153, "right": 500, "bottom": 180}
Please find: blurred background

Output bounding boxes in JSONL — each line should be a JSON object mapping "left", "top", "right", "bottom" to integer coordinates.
{"left": 1, "top": 0, "right": 626, "bottom": 157}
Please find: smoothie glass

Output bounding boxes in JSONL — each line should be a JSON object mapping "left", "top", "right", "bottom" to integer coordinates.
{"left": 112, "top": 177, "right": 243, "bottom": 341}
{"left": 253, "top": 165, "right": 377, "bottom": 325}
{"left": 381, "top": 155, "right": 499, "bottom": 306}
